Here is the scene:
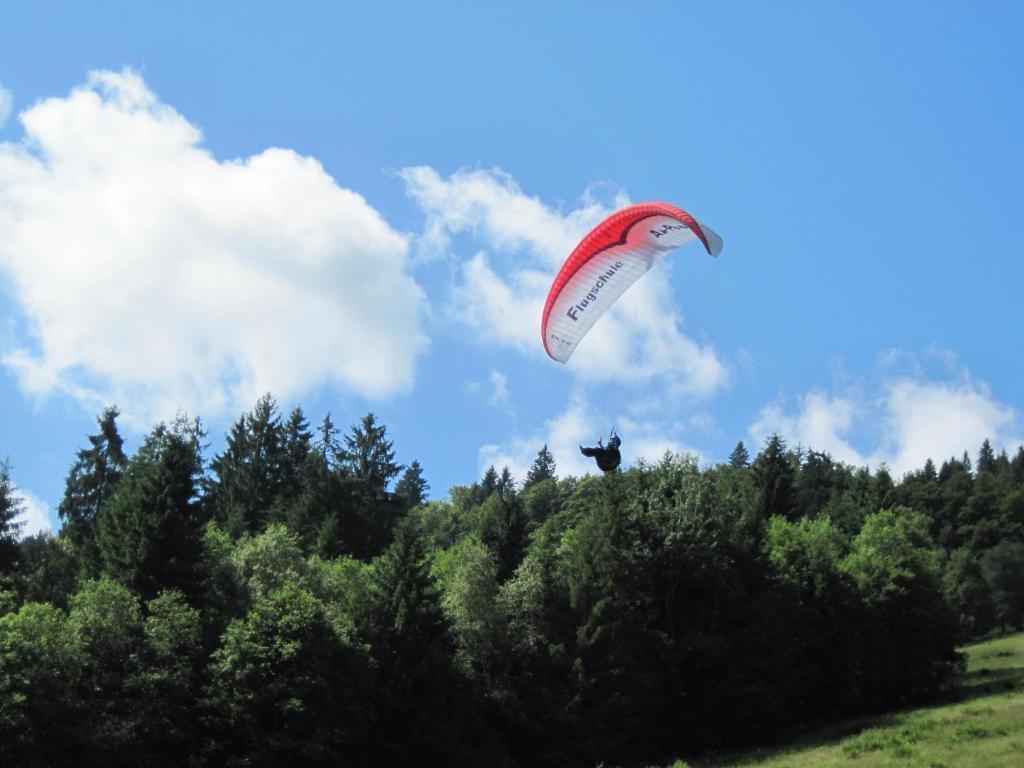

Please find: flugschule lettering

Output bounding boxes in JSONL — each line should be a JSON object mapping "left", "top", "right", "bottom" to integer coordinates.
{"left": 566, "top": 261, "right": 624, "bottom": 321}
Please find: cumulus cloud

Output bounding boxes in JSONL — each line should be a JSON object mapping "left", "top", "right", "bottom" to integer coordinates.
{"left": 880, "top": 377, "right": 1020, "bottom": 474}
{"left": 0, "top": 83, "right": 11, "bottom": 127}
{"left": 487, "top": 370, "right": 510, "bottom": 408}
{"left": 478, "top": 391, "right": 700, "bottom": 484}
{"left": 0, "top": 70, "right": 426, "bottom": 425}
{"left": 749, "top": 372, "right": 1022, "bottom": 476}
{"left": 401, "top": 166, "right": 727, "bottom": 395}
{"left": 13, "top": 488, "right": 52, "bottom": 538}
{"left": 749, "top": 391, "right": 865, "bottom": 466}
{"left": 400, "top": 165, "right": 614, "bottom": 265}
{"left": 465, "top": 368, "right": 512, "bottom": 410}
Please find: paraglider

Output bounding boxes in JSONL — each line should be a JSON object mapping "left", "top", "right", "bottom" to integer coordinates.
{"left": 580, "top": 429, "right": 622, "bottom": 473}
{"left": 541, "top": 202, "right": 722, "bottom": 363}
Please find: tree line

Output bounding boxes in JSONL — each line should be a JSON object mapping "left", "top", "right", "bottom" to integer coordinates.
{"left": 1, "top": 395, "right": 1023, "bottom": 767}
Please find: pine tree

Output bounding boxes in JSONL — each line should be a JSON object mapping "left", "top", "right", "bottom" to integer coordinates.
{"left": 281, "top": 406, "right": 312, "bottom": 501}
{"left": 977, "top": 439, "right": 998, "bottom": 475}
{"left": 363, "top": 519, "right": 456, "bottom": 761}
{"left": 481, "top": 466, "right": 499, "bottom": 497}
{"left": 207, "top": 394, "right": 287, "bottom": 535}
{"left": 796, "top": 450, "right": 834, "bottom": 518}
{"left": 0, "top": 459, "right": 25, "bottom": 575}
{"left": 753, "top": 433, "right": 796, "bottom": 520}
{"left": 524, "top": 445, "right": 557, "bottom": 488}
{"left": 475, "top": 488, "right": 527, "bottom": 581}
{"left": 315, "top": 413, "right": 343, "bottom": 468}
{"left": 97, "top": 418, "right": 206, "bottom": 600}
{"left": 334, "top": 413, "right": 405, "bottom": 558}
{"left": 728, "top": 441, "right": 750, "bottom": 469}
{"left": 1013, "top": 447, "right": 1024, "bottom": 484}
{"left": 341, "top": 413, "right": 403, "bottom": 495}
{"left": 58, "top": 406, "right": 127, "bottom": 578}
{"left": 937, "top": 455, "right": 975, "bottom": 549}
{"left": 873, "top": 465, "right": 895, "bottom": 511}
{"left": 498, "top": 466, "right": 516, "bottom": 497}
{"left": 395, "top": 460, "right": 429, "bottom": 509}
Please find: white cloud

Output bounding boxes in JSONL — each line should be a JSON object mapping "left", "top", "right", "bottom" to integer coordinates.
{"left": 13, "top": 488, "right": 52, "bottom": 538}
{"left": 0, "top": 83, "right": 11, "bottom": 127}
{"left": 488, "top": 370, "right": 510, "bottom": 408}
{"left": 402, "top": 166, "right": 727, "bottom": 396}
{"left": 451, "top": 252, "right": 548, "bottom": 355}
{"left": 0, "top": 70, "right": 426, "bottom": 426}
{"left": 748, "top": 372, "right": 1022, "bottom": 476}
{"left": 400, "top": 165, "right": 616, "bottom": 266}
{"left": 464, "top": 369, "right": 512, "bottom": 410}
{"left": 478, "top": 391, "right": 700, "bottom": 484}
{"left": 880, "top": 377, "right": 1020, "bottom": 473}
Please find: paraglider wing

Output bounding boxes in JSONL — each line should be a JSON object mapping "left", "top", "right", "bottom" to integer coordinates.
{"left": 541, "top": 202, "right": 722, "bottom": 363}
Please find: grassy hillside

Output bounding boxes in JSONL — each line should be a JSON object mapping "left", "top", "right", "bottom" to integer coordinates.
{"left": 667, "top": 632, "right": 1024, "bottom": 768}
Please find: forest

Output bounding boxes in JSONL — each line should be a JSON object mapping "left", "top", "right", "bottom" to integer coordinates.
{"left": 2, "top": 394, "right": 1024, "bottom": 767}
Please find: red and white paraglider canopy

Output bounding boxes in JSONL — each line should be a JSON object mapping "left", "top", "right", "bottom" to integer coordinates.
{"left": 541, "top": 202, "right": 722, "bottom": 363}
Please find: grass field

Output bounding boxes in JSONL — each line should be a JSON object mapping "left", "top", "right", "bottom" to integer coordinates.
{"left": 662, "top": 632, "right": 1024, "bottom": 768}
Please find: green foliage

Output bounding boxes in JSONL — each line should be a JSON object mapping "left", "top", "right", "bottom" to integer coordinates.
{"left": 231, "top": 522, "right": 309, "bottom": 600}
{"left": 753, "top": 433, "right": 796, "bottom": 521}
{"left": 15, "top": 533, "right": 78, "bottom": 608}
{"left": 7, "top": 395, "right": 1023, "bottom": 767}
{"left": 842, "top": 508, "right": 962, "bottom": 704}
{"left": 0, "top": 459, "right": 25, "bottom": 576}
{"left": 307, "top": 553, "right": 370, "bottom": 638}
{"left": 841, "top": 507, "right": 939, "bottom": 604}
{"left": 764, "top": 515, "right": 846, "bottom": 597}
{"left": 525, "top": 444, "right": 558, "bottom": 487}
{"left": 57, "top": 407, "right": 127, "bottom": 580}
{"left": 662, "top": 632, "right": 1024, "bottom": 768}
{"left": 432, "top": 536, "right": 505, "bottom": 679}
{"left": 981, "top": 541, "right": 1024, "bottom": 632}
{"left": 206, "top": 581, "right": 369, "bottom": 766}
{"left": 68, "top": 578, "right": 146, "bottom": 762}
{"left": 728, "top": 440, "right": 750, "bottom": 468}
{"left": 135, "top": 590, "right": 204, "bottom": 762}
{"left": 395, "top": 458, "right": 430, "bottom": 508}
{"left": 96, "top": 417, "right": 206, "bottom": 600}
{"left": 943, "top": 546, "right": 996, "bottom": 639}
{"left": 341, "top": 412, "right": 403, "bottom": 494}
{"left": 0, "top": 601, "right": 84, "bottom": 766}
{"left": 207, "top": 393, "right": 290, "bottom": 536}
{"left": 473, "top": 484, "right": 527, "bottom": 580}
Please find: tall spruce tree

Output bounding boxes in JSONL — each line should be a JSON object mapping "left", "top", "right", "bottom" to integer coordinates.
{"left": 97, "top": 418, "right": 206, "bottom": 600}
{"left": 281, "top": 406, "right": 313, "bottom": 501}
{"left": 977, "top": 438, "right": 998, "bottom": 475}
{"left": 1012, "top": 447, "right": 1024, "bottom": 484}
{"left": 58, "top": 406, "right": 127, "bottom": 578}
{"left": 796, "top": 449, "right": 834, "bottom": 518}
{"left": 0, "top": 459, "right": 25, "bottom": 576}
{"left": 341, "top": 413, "right": 403, "bottom": 495}
{"left": 728, "top": 441, "right": 750, "bottom": 469}
{"left": 363, "top": 519, "right": 457, "bottom": 763}
{"left": 315, "top": 413, "right": 343, "bottom": 467}
{"left": 480, "top": 466, "right": 499, "bottom": 498}
{"left": 753, "top": 433, "right": 796, "bottom": 521}
{"left": 395, "top": 460, "right": 429, "bottom": 509}
{"left": 335, "top": 414, "right": 405, "bottom": 558}
{"left": 207, "top": 394, "right": 287, "bottom": 536}
{"left": 938, "top": 454, "right": 975, "bottom": 549}
{"left": 524, "top": 445, "right": 557, "bottom": 488}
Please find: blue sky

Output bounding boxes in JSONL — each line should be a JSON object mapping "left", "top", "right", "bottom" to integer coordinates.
{"left": 2, "top": 2, "right": 1023, "bottom": 536}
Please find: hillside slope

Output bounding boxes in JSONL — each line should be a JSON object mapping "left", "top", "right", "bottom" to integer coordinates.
{"left": 671, "top": 632, "right": 1024, "bottom": 768}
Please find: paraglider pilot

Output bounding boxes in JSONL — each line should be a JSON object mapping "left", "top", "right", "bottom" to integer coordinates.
{"left": 580, "top": 430, "right": 621, "bottom": 472}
